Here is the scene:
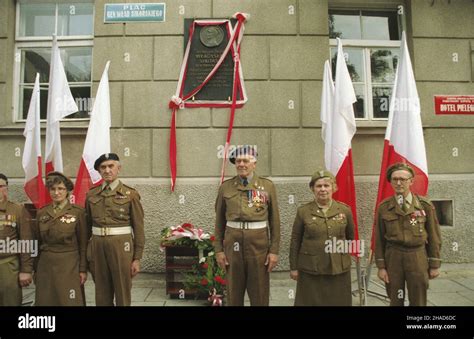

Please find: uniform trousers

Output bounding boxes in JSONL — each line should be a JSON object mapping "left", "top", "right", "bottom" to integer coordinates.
{"left": 384, "top": 244, "right": 429, "bottom": 306}
{"left": 224, "top": 227, "right": 270, "bottom": 306}
{"left": 88, "top": 234, "right": 134, "bottom": 306}
{"left": 0, "top": 256, "right": 22, "bottom": 306}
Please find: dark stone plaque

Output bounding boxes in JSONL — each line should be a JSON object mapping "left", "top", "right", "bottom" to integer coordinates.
{"left": 183, "top": 19, "right": 236, "bottom": 101}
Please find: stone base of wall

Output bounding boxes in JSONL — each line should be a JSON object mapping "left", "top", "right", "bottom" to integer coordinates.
{"left": 7, "top": 174, "right": 474, "bottom": 272}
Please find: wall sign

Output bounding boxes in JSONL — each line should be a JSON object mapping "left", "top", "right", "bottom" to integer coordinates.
{"left": 434, "top": 95, "right": 474, "bottom": 115}
{"left": 104, "top": 3, "right": 165, "bottom": 23}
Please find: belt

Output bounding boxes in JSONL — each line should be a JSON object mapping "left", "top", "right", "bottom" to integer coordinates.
{"left": 92, "top": 226, "right": 132, "bottom": 236}
{"left": 226, "top": 221, "right": 267, "bottom": 229}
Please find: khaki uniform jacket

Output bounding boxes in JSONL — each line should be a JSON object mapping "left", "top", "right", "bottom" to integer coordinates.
{"left": 289, "top": 200, "right": 355, "bottom": 275}
{"left": 0, "top": 200, "right": 33, "bottom": 273}
{"left": 85, "top": 181, "right": 145, "bottom": 260}
{"left": 375, "top": 194, "right": 442, "bottom": 269}
{"left": 214, "top": 173, "right": 280, "bottom": 254}
{"left": 35, "top": 202, "right": 88, "bottom": 272}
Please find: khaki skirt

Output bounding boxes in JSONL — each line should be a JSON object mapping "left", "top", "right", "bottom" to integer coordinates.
{"left": 35, "top": 250, "right": 85, "bottom": 306}
{"left": 294, "top": 270, "right": 352, "bottom": 306}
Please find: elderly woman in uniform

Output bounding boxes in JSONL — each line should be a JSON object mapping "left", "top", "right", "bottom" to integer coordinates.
{"left": 289, "top": 170, "right": 355, "bottom": 306}
{"left": 34, "top": 172, "right": 88, "bottom": 306}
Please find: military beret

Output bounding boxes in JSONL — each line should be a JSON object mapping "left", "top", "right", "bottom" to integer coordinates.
{"left": 309, "top": 170, "right": 335, "bottom": 187}
{"left": 386, "top": 162, "right": 415, "bottom": 182}
{"left": 46, "top": 171, "right": 74, "bottom": 192}
{"left": 94, "top": 153, "right": 120, "bottom": 171}
{"left": 229, "top": 145, "right": 258, "bottom": 164}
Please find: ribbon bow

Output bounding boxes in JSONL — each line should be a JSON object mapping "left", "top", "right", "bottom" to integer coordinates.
{"left": 169, "top": 95, "right": 185, "bottom": 110}
{"left": 208, "top": 288, "right": 223, "bottom": 306}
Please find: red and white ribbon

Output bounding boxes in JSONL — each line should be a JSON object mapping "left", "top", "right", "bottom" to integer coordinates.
{"left": 169, "top": 13, "right": 249, "bottom": 191}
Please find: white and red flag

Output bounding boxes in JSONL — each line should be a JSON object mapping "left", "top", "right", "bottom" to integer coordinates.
{"left": 321, "top": 38, "right": 359, "bottom": 254}
{"left": 72, "top": 61, "right": 111, "bottom": 207}
{"left": 22, "top": 73, "right": 46, "bottom": 208}
{"left": 44, "top": 35, "right": 78, "bottom": 176}
{"left": 370, "top": 31, "right": 428, "bottom": 250}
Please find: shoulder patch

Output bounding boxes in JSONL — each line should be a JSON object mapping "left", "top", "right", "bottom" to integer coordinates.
{"left": 417, "top": 195, "right": 435, "bottom": 208}
{"left": 7, "top": 201, "right": 22, "bottom": 209}
{"left": 87, "top": 185, "right": 101, "bottom": 195}
{"left": 221, "top": 176, "right": 237, "bottom": 187}
{"left": 121, "top": 183, "right": 138, "bottom": 192}
{"left": 259, "top": 177, "right": 274, "bottom": 183}
{"left": 37, "top": 205, "right": 49, "bottom": 214}
{"left": 380, "top": 196, "right": 393, "bottom": 206}
{"left": 222, "top": 176, "right": 235, "bottom": 184}
{"left": 335, "top": 200, "right": 351, "bottom": 209}
{"left": 71, "top": 204, "right": 85, "bottom": 212}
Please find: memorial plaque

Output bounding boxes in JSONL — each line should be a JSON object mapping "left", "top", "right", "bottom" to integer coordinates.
{"left": 183, "top": 19, "right": 237, "bottom": 101}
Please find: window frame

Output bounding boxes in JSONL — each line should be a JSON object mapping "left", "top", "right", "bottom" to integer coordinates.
{"left": 13, "top": 0, "right": 94, "bottom": 123}
{"left": 329, "top": 8, "right": 404, "bottom": 121}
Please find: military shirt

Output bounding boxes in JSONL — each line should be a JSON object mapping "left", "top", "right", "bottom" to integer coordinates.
{"left": 35, "top": 202, "right": 88, "bottom": 272}
{"left": 214, "top": 173, "right": 281, "bottom": 254}
{"left": 375, "top": 194, "right": 442, "bottom": 269}
{"left": 289, "top": 200, "right": 355, "bottom": 275}
{"left": 0, "top": 200, "right": 34, "bottom": 273}
{"left": 85, "top": 180, "right": 145, "bottom": 260}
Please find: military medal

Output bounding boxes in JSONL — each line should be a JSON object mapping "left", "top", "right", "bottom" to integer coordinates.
{"left": 410, "top": 218, "right": 417, "bottom": 226}
{"left": 245, "top": 190, "right": 252, "bottom": 207}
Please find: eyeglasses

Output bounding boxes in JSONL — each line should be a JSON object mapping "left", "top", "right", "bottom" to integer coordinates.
{"left": 391, "top": 177, "right": 412, "bottom": 183}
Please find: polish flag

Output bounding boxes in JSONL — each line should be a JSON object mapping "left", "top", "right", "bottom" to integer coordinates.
{"left": 44, "top": 35, "right": 78, "bottom": 176}
{"left": 72, "top": 61, "right": 111, "bottom": 207}
{"left": 370, "top": 31, "right": 428, "bottom": 250}
{"left": 321, "top": 38, "right": 359, "bottom": 255}
{"left": 22, "top": 73, "right": 46, "bottom": 208}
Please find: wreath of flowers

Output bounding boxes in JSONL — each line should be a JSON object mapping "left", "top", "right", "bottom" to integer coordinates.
{"left": 160, "top": 223, "right": 227, "bottom": 306}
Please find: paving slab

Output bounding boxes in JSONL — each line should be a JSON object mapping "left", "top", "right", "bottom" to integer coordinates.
{"left": 428, "top": 292, "right": 474, "bottom": 306}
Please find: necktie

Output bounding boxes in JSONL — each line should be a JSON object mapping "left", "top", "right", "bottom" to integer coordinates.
{"left": 242, "top": 178, "right": 248, "bottom": 186}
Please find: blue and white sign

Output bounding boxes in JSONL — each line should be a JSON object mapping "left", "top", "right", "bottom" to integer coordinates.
{"left": 104, "top": 3, "right": 166, "bottom": 23}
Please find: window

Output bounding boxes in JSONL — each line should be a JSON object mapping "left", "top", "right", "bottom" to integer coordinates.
{"left": 329, "top": 9, "right": 402, "bottom": 120}
{"left": 14, "top": 1, "right": 94, "bottom": 121}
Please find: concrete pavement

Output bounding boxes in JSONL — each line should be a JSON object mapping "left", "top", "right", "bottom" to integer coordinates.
{"left": 21, "top": 263, "right": 474, "bottom": 306}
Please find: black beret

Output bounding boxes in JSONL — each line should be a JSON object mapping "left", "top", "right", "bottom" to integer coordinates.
{"left": 229, "top": 145, "right": 258, "bottom": 164}
{"left": 46, "top": 171, "right": 74, "bottom": 192}
{"left": 386, "top": 162, "right": 415, "bottom": 182}
{"left": 94, "top": 153, "right": 120, "bottom": 171}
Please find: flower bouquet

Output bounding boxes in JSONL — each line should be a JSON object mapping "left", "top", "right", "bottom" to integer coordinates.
{"left": 160, "top": 223, "right": 227, "bottom": 306}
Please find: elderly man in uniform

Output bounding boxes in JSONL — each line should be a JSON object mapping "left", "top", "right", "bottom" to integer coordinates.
{"left": 375, "top": 163, "right": 441, "bottom": 306}
{"left": 0, "top": 173, "right": 34, "bottom": 306}
{"left": 214, "top": 145, "right": 281, "bottom": 306}
{"left": 85, "top": 153, "right": 145, "bottom": 306}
